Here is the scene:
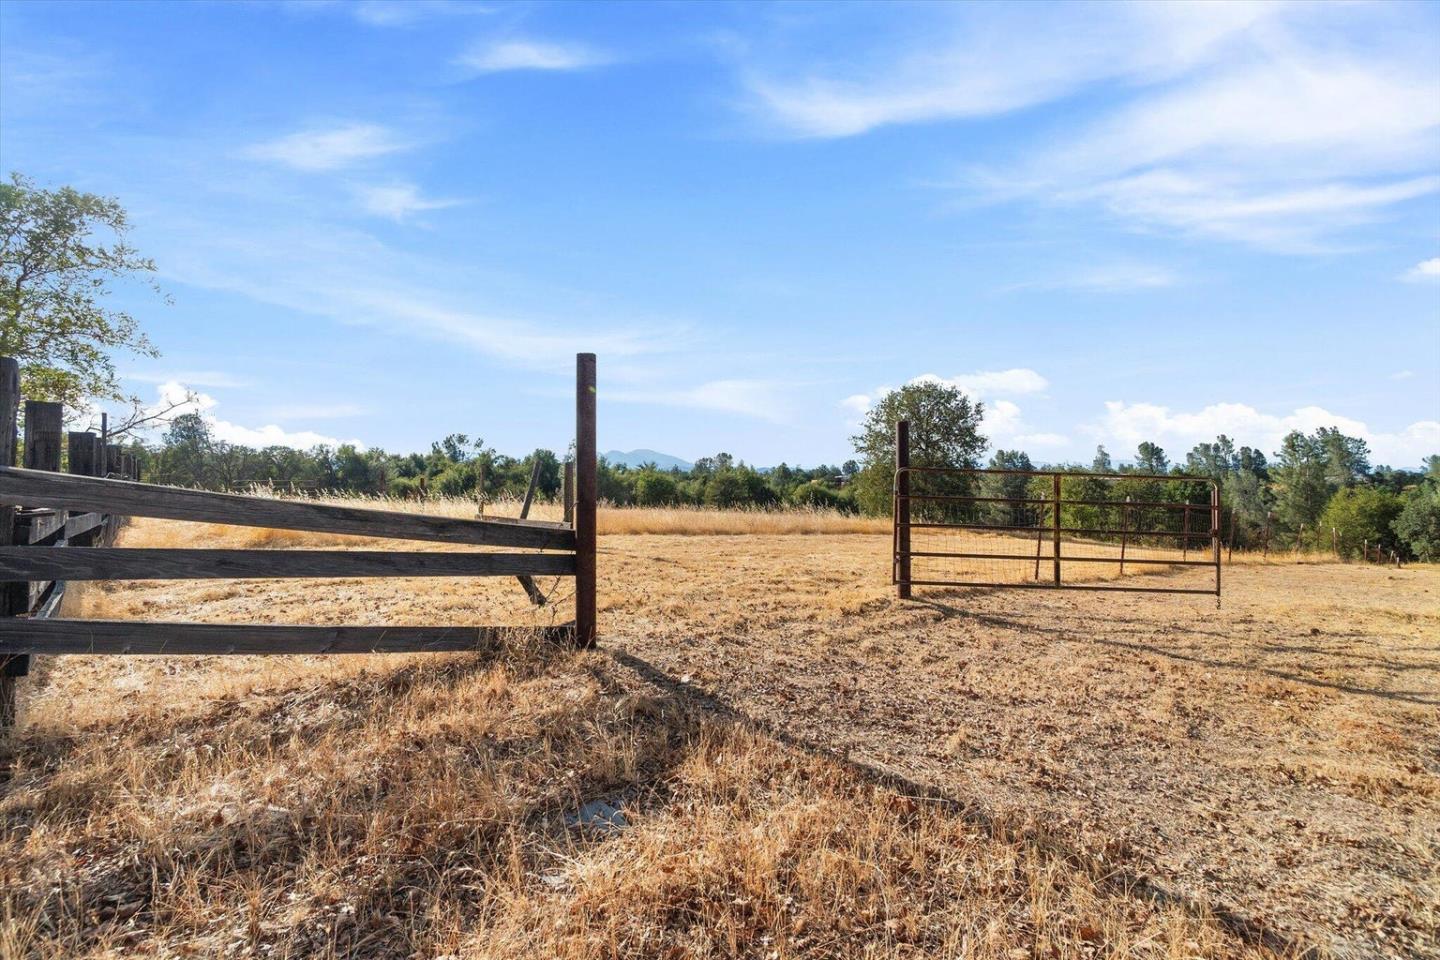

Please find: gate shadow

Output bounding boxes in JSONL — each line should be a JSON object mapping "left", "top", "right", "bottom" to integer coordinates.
{"left": 911, "top": 596, "right": 1439, "bottom": 706}
{"left": 608, "top": 647, "right": 1316, "bottom": 959}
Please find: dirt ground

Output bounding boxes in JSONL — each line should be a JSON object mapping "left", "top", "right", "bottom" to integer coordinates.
{"left": 8, "top": 523, "right": 1439, "bottom": 958}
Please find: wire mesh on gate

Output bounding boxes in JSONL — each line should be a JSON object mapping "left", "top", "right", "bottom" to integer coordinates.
{"left": 892, "top": 467, "right": 1221, "bottom": 598}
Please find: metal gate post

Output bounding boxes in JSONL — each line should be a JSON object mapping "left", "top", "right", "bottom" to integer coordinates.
{"left": 1051, "top": 473, "right": 1062, "bottom": 586}
{"left": 895, "top": 420, "right": 911, "bottom": 599}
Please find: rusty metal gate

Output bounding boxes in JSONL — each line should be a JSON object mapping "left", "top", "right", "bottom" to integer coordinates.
{"left": 891, "top": 422, "right": 1220, "bottom": 600}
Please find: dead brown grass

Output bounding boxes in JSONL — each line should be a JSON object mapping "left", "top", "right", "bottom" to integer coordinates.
{"left": 3, "top": 512, "right": 1436, "bottom": 959}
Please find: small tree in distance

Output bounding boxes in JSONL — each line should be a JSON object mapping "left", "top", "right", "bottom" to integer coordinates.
{"left": 850, "top": 380, "right": 987, "bottom": 516}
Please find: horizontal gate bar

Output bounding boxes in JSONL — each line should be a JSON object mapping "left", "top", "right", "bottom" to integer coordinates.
{"left": 902, "top": 521, "right": 1210, "bottom": 538}
{"left": 897, "top": 495, "right": 1210, "bottom": 510}
{"left": 0, "top": 467, "right": 574, "bottom": 551}
{"left": 0, "top": 618, "right": 575, "bottom": 655}
{"left": 0, "top": 548, "right": 577, "bottom": 581}
{"left": 896, "top": 579, "right": 1219, "bottom": 596}
{"left": 896, "top": 551, "right": 1217, "bottom": 567}
{"left": 895, "top": 466, "right": 1216, "bottom": 483}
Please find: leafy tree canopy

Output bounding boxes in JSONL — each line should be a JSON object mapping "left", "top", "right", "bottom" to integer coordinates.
{"left": 0, "top": 172, "right": 165, "bottom": 411}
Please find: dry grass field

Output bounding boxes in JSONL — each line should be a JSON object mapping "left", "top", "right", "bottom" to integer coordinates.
{"left": 2, "top": 507, "right": 1436, "bottom": 959}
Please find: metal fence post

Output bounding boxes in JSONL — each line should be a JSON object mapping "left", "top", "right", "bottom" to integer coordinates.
{"left": 574, "top": 353, "right": 598, "bottom": 647}
{"left": 1051, "top": 472, "right": 1062, "bottom": 586}
{"left": 895, "top": 420, "right": 911, "bottom": 599}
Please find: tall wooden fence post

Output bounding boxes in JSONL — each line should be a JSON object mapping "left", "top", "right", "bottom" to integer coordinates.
{"left": 895, "top": 420, "right": 911, "bottom": 599}
{"left": 0, "top": 359, "right": 22, "bottom": 730}
{"left": 574, "top": 353, "right": 597, "bottom": 647}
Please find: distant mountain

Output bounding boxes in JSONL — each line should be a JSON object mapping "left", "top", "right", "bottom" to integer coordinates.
{"left": 602, "top": 449, "right": 693, "bottom": 471}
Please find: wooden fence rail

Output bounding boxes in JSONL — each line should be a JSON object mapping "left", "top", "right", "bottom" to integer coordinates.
{"left": 0, "top": 353, "right": 599, "bottom": 731}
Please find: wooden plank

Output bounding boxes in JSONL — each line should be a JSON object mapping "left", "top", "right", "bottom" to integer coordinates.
{"left": 574, "top": 353, "right": 597, "bottom": 647}
{"left": 0, "top": 548, "right": 577, "bottom": 581}
{"left": 0, "top": 618, "right": 574, "bottom": 655}
{"left": 0, "top": 467, "right": 576, "bottom": 550}
{"left": 62, "top": 513, "right": 105, "bottom": 543}
{"left": 19, "top": 509, "right": 65, "bottom": 544}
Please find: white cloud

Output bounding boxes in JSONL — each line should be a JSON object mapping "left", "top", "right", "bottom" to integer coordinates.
{"left": 159, "top": 219, "right": 682, "bottom": 372}
{"left": 1087, "top": 400, "right": 1440, "bottom": 467}
{"left": 456, "top": 39, "right": 606, "bottom": 74}
{"left": 1402, "top": 257, "right": 1440, "bottom": 282}
{"left": 743, "top": 3, "right": 1284, "bottom": 139}
{"left": 247, "top": 123, "right": 412, "bottom": 172}
{"left": 743, "top": 4, "right": 1440, "bottom": 251}
{"left": 1392, "top": 370, "right": 1417, "bottom": 381}
{"left": 840, "top": 369, "right": 1058, "bottom": 449}
{"left": 149, "top": 381, "right": 356, "bottom": 450}
{"left": 354, "top": 182, "right": 461, "bottom": 221}
{"left": 914, "top": 368, "right": 1049, "bottom": 397}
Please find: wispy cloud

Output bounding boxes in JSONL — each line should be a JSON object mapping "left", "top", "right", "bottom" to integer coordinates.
{"left": 247, "top": 123, "right": 413, "bottom": 171}
{"left": 1086, "top": 400, "right": 1440, "bottom": 467}
{"left": 456, "top": 38, "right": 607, "bottom": 74}
{"left": 612, "top": 379, "right": 791, "bottom": 423}
{"left": 278, "top": 0, "right": 490, "bottom": 29}
{"left": 354, "top": 182, "right": 461, "bottom": 221}
{"left": 1007, "top": 261, "right": 1179, "bottom": 293}
{"left": 741, "top": 4, "right": 1440, "bottom": 252}
{"left": 1391, "top": 370, "right": 1416, "bottom": 381}
{"left": 1402, "top": 257, "right": 1440, "bottom": 282}
{"left": 125, "top": 370, "right": 250, "bottom": 388}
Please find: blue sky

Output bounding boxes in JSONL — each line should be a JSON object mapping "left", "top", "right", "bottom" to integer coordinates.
{"left": 2, "top": 0, "right": 1437, "bottom": 467}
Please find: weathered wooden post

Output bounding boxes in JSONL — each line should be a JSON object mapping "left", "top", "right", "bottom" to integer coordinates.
{"left": 67, "top": 432, "right": 98, "bottom": 477}
{"left": 1, "top": 359, "right": 23, "bottom": 730}
{"left": 895, "top": 420, "right": 911, "bottom": 599}
{"left": 1263, "top": 511, "right": 1272, "bottom": 558}
{"left": 575, "top": 353, "right": 597, "bottom": 647}
{"left": 1051, "top": 473, "right": 1062, "bottom": 586}
{"left": 106, "top": 444, "right": 122, "bottom": 478}
{"left": 23, "top": 401, "right": 63, "bottom": 474}
{"left": 1332, "top": 526, "right": 1339, "bottom": 560}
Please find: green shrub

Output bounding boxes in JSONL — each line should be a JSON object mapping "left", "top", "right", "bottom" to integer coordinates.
{"left": 1393, "top": 482, "right": 1440, "bottom": 561}
{"left": 789, "top": 481, "right": 842, "bottom": 510}
{"left": 634, "top": 471, "right": 680, "bottom": 506}
{"left": 1319, "top": 486, "right": 1402, "bottom": 558}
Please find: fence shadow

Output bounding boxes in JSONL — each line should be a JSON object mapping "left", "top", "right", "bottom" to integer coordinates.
{"left": 607, "top": 647, "right": 1316, "bottom": 959}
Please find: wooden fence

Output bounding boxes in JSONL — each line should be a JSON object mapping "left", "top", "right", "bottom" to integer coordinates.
{"left": 0, "top": 353, "right": 599, "bottom": 730}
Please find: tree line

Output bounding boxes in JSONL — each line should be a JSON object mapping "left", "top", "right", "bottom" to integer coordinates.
{"left": 7, "top": 173, "right": 1437, "bottom": 561}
